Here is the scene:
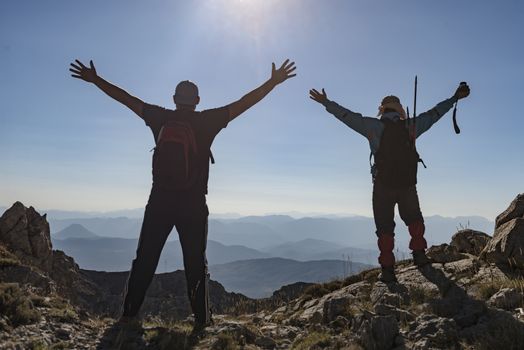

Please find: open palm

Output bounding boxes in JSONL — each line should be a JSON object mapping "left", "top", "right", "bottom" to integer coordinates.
{"left": 271, "top": 59, "right": 297, "bottom": 85}
{"left": 309, "top": 88, "right": 328, "bottom": 105}
{"left": 69, "top": 59, "right": 97, "bottom": 83}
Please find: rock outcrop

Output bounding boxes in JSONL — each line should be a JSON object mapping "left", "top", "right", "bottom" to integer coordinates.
{"left": 481, "top": 194, "right": 524, "bottom": 269}
{"left": 426, "top": 243, "right": 468, "bottom": 263}
{"left": 495, "top": 193, "right": 524, "bottom": 228}
{"left": 450, "top": 229, "right": 491, "bottom": 255}
{"left": 0, "top": 202, "right": 53, "bottom": 271}
{"left": 426, "top": 229, "right": 490, "bottom": 264}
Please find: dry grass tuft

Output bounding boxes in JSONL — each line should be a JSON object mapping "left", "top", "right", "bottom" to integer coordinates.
{"left": 0, "top": 283, "right": 40, "bottom": 326}
{"left": 292, "top": 331, "right": 331, "bottom": 350}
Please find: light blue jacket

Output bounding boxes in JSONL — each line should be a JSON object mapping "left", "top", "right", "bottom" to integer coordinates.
{"left": 324, "top": 96, "right": 458, "bottom": 155}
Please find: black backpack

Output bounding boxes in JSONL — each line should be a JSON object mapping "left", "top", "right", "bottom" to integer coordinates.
{"left": 373, "top": 119, "right": 423, "bottom": 188}
{"left": 152, "top": 118, "right": 212, "bottom": 191}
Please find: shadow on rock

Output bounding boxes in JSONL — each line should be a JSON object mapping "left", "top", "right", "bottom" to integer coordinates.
{"left": 96, "top": 320, "right": 199, "bottom": 350}
{"left": 419, "top": 264, "right": 524, "bottom": 349}
{"left": 96, "top": 321, "right": 147, "bottom": 350}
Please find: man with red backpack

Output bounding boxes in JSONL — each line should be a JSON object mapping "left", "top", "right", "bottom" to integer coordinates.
{"left": 309, "top": 82, "right": 470, "bottom": 282}
{"left": 69, "top": 59, "right": 296, "bottom": 330}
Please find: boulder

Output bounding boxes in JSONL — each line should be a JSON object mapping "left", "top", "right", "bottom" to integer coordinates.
{"left": 323, "top": 296, "right": 352, "bottom": 323}
{"left": 254, "top": 335, "right": 277, "bottom": 349}
{"left": 487, "top": 288, "right": 523, "bottom": 310}
{"left": 495, "top": 193, "right": 524, "bottom": 229}
{"left": 0, "top": 202, "right": 53, "bottom": 271}
{"left": 328, "top": 315, "right": 351, "bottom": 330}
{"left": 357, "top": 314, "right": 398, "bottom": 350}
{"left": 370, "top": 281, "right": 410, "bottom": 306}
{"left": 453, "top": 298, "right": 486, "bottom": 328}
{"left": 481, "top": 218, "right": 524, "bottom": 269}
{"left": 481, "top": 194, "right": 524, "bottom": 269}
{"left": 374, "top": 303, "right": 415, "bottom": 322}
{"left": 426, "top": 244, "right": 468, "bottom": 263}
{"left": 459, "top": 308, "right": 524, "bottom": 348}
{"left": 450, "top": 229, "right": 491, "bottom": 255}
{"left": 408, "top": 315, "right": 458, "bottom": 349}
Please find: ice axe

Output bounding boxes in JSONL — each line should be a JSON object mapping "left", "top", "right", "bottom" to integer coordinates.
{"left": 452, "top": 82, "right": 467, "bottom": 134}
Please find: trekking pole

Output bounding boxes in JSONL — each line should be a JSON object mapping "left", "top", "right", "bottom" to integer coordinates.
{"left": 406, "top": 106, "right": 413, "bottom": 140}
{"left": 412, "top": 75, "right": 426, "bottom": 169}
{"left": 413, "top": 76, "right": 418, "bottom": 143}
{"left": 452, "top": 81, "right": 467, "bottom": 134}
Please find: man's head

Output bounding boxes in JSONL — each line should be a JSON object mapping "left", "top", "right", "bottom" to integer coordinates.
{"left": 173, "top": 80, "right": 200, "bottom": 110}
{"left": 378, "top": 95, "right": 406, "bottom": 120}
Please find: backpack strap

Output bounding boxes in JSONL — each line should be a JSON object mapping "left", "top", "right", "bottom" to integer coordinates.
{"left": 369, "top": 151, "right": 377, "bottom": 182}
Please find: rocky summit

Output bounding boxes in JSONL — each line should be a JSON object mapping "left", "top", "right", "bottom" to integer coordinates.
{"left": 1, "top": 196, "right": 524, "bottom": 349}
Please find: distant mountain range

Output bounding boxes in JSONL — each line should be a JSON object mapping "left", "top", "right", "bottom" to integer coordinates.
{"left": 52, "top": 234, "right": 270, "bottom": 272}
{"left": 51, "top": 223, "right": 378, "bottom": 298}
{"left": 262, "top": 238, "right": 378, "bottom": 265}
{"left": 54, "top": 224, "right": 99, "bottom": 240}
{"left": 2, "top": 206, "right": 496, "bottom": 298}
{"left": 49, "top": 217, "right": 143, "bottom": 240}
{"left": 47, "top": 214, "right": 494, "bottom": 252}
{"left": 209, "top": 257, "right": 372, "bottom": 298}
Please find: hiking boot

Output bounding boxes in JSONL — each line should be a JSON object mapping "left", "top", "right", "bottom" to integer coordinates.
{"left": 118, "top": 315, "right": 137, "bottom": 323}
{"left": 412, "top": 250, "right": 430, "bottom": 267}
{"left": 378, "top": 267, "right": 397, "bottom": 283}
{"left": 188, "top": 321, "right": 210, "bottom": 344}
{"left": 117, "top": 315, "right": 141, "bottom": 329}
{"left": 114, "top": 316, "right": 143, "bottom": 349}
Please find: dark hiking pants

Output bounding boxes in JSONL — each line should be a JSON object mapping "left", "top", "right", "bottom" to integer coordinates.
{"left": 122, "top": 186, "right": 210, "bottom": 324}
{"left": 372, "top": 181, "right": 427, "bottom": 268}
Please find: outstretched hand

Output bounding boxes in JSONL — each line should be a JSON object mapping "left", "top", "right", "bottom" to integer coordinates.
{"left": 309, "top": 88, "right": 328, "bottom": 105}
{"left": 270, "top": 59, "right": 296, "bottom": 85}
{"left": 70, "top": 59, "right": 98, "bottom": 83}
{"left": 453, "top": 82, "right": 470, "bottom": 100}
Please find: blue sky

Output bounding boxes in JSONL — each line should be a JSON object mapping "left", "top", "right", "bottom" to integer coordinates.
{"left": 1, "top": 0, "right": 522, "bottom": 220}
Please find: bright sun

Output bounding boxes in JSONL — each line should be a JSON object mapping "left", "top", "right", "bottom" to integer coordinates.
{"left": 205, "top": 0, "right": 283, "bottom": 39}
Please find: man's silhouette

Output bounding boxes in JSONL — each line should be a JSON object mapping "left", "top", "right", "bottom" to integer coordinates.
{"left": 69, "top": 59, "right": 296, "bottom": 329}
{"left": 309, "top": 82, "right": 470, "bottom": 282}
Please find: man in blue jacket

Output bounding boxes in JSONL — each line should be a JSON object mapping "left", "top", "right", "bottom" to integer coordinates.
{"left": 309, "top": 83, "right": 470, "bottom": 282}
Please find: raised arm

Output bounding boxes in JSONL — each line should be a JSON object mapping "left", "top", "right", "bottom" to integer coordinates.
{"left": 69, "top": 59, "right": 145, "bottom": 118}
{"left": 414, "top": 82, "right": 471, "bottom": 137}
{"left": 309, "top": 88, "right": 381, "bottom": 138}
{"left": 227, "top": 59, "right": 296, "bottom": 121}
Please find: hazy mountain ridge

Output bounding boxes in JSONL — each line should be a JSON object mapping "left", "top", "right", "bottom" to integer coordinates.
{"left": 52, "top": 235, "right": 271, "bottom": 272}
{"left": 54, "top": 223, "right": 100, "bottom": 240}
{"left": 209, "top": 257, "right": 373, "bottom": 298}
{"left": 51, "top": 233, "right": 374, "bottom": 296}
{"left": 262, "top": 238, "right": 378, "bottom": 265}
{"left": 49, "top": 217, "right": 143, "bottom": 239}
{"left": 47, "top": 213, "right": 494, "bottom": 251}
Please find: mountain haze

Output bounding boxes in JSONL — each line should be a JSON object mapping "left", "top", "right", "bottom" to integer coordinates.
{"left": 48, "top": 214, "right": 494, "bottom": 251}
{"left": 262, "top": 238, "right": 378, "bottom": 265}
{"left": 209, "top": 257, "right": 372, "bottom": 298}
{"left": 52, "top": 237, "right": 271, "bottom": 272}
{"left": 53, "top": 223, "right": 99, "bottom": 240}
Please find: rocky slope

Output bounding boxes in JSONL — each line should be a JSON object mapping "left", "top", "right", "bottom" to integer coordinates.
{"left": 1, "top": 196, "right": 524, "bottom": 349}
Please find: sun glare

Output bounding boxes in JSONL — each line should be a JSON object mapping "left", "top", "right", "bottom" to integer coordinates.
{"left": 204, "top": 0, "right": 284, "bottom": 39}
